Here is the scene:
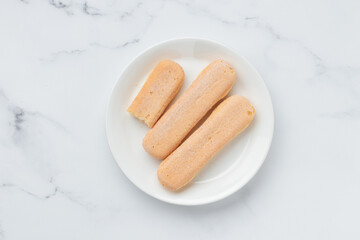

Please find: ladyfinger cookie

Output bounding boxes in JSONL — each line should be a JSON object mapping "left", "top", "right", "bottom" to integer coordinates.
{"left": 127, "top": 60, "right": 184, "bottom": 128}
{"left": 157, "top": 95, "right": 255, "bottom": 191}
{"left": 143, "top": 59, "right": 236, "bottom": 159}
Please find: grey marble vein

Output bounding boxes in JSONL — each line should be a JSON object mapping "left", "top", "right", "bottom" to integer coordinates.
{"left": 48, "top": 178, "right": 96, "bottom": 209}
{"left": 16, "top": 109, "right": 67, "bottom": 134}
{"left": 90, "top": 38, "right": 140, "bottom": 50}
{"left": 254, "top": 20, "right": 281, "bottom": 40}
{"left": 0, "top": 90, "right": 67, "bottom": 134}
{"left": 319, "top": 109, "right": 360, "bottom": 120}
{"left": 244, "top": 16, "right": 258, "bottom": 20}
{"left": 82, "top": 2, "right": 103, "bottom": 16}
{"left": 119, "top": 2, "right": 143, "bottom": 20}
{"left": 13, "top": 107, "right": 24, "bottom": 132}
{"left": 48, "top": 0, "right": 68, "bottom": 9}
{"left": 0, "top": 181, "right": 95, "bottom": 210}
{"left": 45, "top": 0, "right": 145, "bottom": 19}
{"left": 0, "top": 183, "right": 44, "bottom": 199}
{"left": 48, "top": 0, "right": 73, "bottom": 15}
{"left": 39, "top": 49, "right": 85, "bottom": 62}
{"left": 168, "top": 0, "right": 236, "bottom": 25}
{"left": 246, "top": 17, "right": 328, "bottom": 77}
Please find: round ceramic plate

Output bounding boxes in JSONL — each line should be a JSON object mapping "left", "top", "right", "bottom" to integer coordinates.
{"left": 106, "top": 38, "right": 274, "bottom": 205}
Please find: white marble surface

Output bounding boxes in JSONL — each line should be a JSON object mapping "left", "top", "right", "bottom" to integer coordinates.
{"left": 1, "top": 0, "right": 360, "bottom": 239}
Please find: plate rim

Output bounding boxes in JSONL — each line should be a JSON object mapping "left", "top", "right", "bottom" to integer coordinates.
{"left": 106, "top": 37, "right": 275, "bottom": 206}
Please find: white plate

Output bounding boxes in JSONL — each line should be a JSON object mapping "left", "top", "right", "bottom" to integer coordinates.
{"left": 106, "top": 38, "right": 274, "bottom": 205}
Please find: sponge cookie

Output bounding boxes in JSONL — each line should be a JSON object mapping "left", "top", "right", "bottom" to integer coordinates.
{"left": 143, "top": 59, "right": 236, "bottom": 159}
{"left": 127, "top": 60, "right": 184, "bottom": 128}
{"left": 157, "top": 95, "right": 255, "bottom": 191}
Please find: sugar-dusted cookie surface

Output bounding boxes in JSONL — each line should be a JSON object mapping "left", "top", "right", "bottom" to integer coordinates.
{"left": 127, "top": 60, "right": 184, "bottom": 128}
{"left": 143, "top": 59, "right": 236, "bottom": 159}
{"left": 157, "top": 95, "right": 255, "bottom": 191}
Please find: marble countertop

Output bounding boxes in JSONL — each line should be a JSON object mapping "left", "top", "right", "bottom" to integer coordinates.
{"left": 1, "top": 0, "right": 360, "bottom": 239}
